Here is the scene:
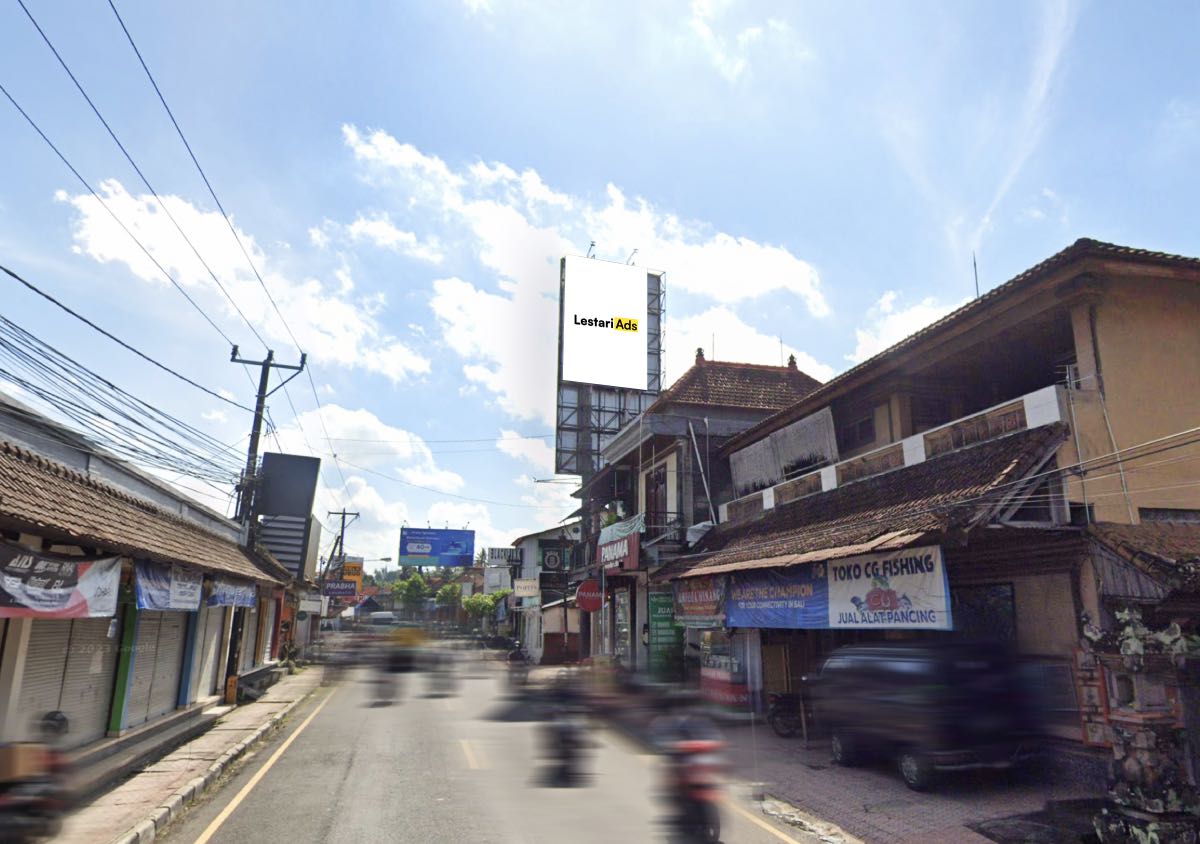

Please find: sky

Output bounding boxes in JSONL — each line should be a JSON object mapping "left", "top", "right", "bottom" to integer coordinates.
{"left": 1, "top": 0, "right": 1198, "bottom": 572}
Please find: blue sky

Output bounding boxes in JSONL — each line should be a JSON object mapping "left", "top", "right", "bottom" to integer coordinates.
{"left": 1, "top": 0, "right": 1197, "bottom": 568}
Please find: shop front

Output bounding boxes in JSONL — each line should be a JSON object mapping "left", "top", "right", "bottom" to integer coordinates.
{"left": 598, "top": 524, "right": 642, "bottom": 668}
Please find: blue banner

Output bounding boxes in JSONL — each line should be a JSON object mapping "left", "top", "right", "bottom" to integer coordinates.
{"left": 207, "top": 577, "right": 257, "bottom": 608}
{"left": 135, "top": 560, "right": 202, "bottom": 611}
{"left": 727, "top": 564, "right": 829, "bottom": 629}
{"left": 398, "top": 528, "right": 476, "bottom": 567}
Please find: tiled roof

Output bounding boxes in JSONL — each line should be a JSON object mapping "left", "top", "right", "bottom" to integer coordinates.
{"left": 0, "top": 440, "right": 288, "bottom": 583}
{"left": 650, "top": 352, "right": 821, "bottom": 413}
{"left": 680, "top": 423, "right": 1067, "bottom": 576}
{"left": 1090, "top": 522, "right": 1200, "bottom": 593}
{"left": 723, "top": 238, "right": 1200, "bottom": 456}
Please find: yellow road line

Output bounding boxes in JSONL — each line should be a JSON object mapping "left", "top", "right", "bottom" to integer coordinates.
{"left": 460, "top": 738, "right": 480, "bottom": 770}
{"left": 192, "top": 688, "right": 336, "bottom": 844}
{"left": 721, "top": 797, "right": 809, "bottom": 844}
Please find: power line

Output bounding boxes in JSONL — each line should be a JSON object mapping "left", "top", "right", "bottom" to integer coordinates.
{"left": 17, "top": 0, "right": 270, "bottom": 352}
{"left": 0, "top": 262, "right": 253, "bottom": 413}
{"left": 0, "top": 81, "right": 236, "bottom": 349}
{"left": 324, "top": 433, "right": 555, "bottom": 444}
{"left": 337, "top": 459, "right": 569, "bottom": 510}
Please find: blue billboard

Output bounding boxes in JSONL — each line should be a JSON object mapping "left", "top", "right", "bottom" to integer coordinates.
{"left": 726, "top": 564, "right": 829, "bottom": 629}
{"left": 398, "top": 528, "right": 476, "bottom": 567}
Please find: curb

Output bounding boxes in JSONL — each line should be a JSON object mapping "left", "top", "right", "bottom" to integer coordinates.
{"left": 108, "top": 683, "right": 321, "bottom": 844}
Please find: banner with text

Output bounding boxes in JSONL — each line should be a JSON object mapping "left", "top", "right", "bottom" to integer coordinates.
{"left": 208, "top": 577, "right": 257, "bottom": 608}
{"left": 828, "top": 545, "right": 951, "bottom": 629}
{"left": 0, "top": 542, "right": 120, "bottom": 619}
{"left": 134, "top": 560, "right": 202, "bottom": 611}
{"left": 399, "top": 528, "right": 476, "bottom": 567}
{"left": 673, "top": 575, "right": 726, "bottom": 628}
{"left": 727, "top": 564, "right": 829, "bottom": 629}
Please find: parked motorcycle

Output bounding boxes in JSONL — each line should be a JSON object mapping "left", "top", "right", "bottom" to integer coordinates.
{"left": 0, "top": 712, "right": 73, "bottom": 843}
{"left": 766, "top": 692, "right": 803, "bottom": 738}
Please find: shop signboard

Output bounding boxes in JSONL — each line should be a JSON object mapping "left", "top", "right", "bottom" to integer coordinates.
{"left": 134, "top": 560, "right": 203, "bottom": 611}
{"left": 727, "top": 564, "right": 828, "bottom": 629}
{"left": 299, "top": 598, "right": 323, "bottom": 613}
{"left": 828, "top": 545, "right": 951, "bottom": 630}
{"left": 575, "top": 579, "right": 602, "bottom": 612}
{"left": 673, "top": 575, "right": 726, "bottom": 628}
{"left": 0, "top": 541, "right": 120, "bottom": 619}
{"left": 399, "top": 528, "right": 476, "bottom": 567}
{"left": 486, "top": 547, "right": 523, "bottom": 564}
{"left": 598, "top": 532, "right": 639, "bottom": 571}
{"left": 647, "top": 592, "right": 684, "bottom": 680}
{"left": 321, "top": 580, "right": 357, "bottom": 597}
{"left": 539, "top": 570, "right": 567, "bottom": 591}
{"left": 208, "top": 577, "right": 257, "bottom": 608}
{"left": 514, "top": 578, "right": 540, "bottom": 598}
{"left": 560, "top": 256, "right": 649, "bottom": 391}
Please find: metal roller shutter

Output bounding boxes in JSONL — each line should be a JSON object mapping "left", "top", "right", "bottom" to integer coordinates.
{"left": 239, "top": 605, "right": 259, "bottom": 673}
{"left": 190, "top": 604, "right": 224, "bottom": 701}
{"left": 147, "top": 611, "right": 185, "bottom": 721}
{"left": 57, "top": 617, "right": 120, "bottom": 747}
{"left": 127, "top": 611, "right": 161, "bottom": 727}
{"left": 16, "top": 620, "right": 71, "bottom": 741}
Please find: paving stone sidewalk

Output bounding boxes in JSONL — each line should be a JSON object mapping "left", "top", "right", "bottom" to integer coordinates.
{"left": 56, "top": 668, "right": 325, "bottom": 844}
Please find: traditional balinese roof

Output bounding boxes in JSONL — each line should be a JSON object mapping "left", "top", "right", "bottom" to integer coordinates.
{"left": 674, "top": 423, "right": 1068, "bottom": 578}
{"left": 0, "top": 439, "right": 288, "bottom": 583}
{"left": 1089, "top": 522, "right": 1200, "bottom": 594}
{"left": 722, "top": 238, "right": 1200, "bottom": 457}
{"left": 649, "top": 349, "right": 821, "bottom": 414}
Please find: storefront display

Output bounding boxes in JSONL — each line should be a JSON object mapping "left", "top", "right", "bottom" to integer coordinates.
{"left": 614, "top": 588, "right": 632, "bottom": 667}
{"left": 700, "top": 629, "right": 749, "bottom": 708}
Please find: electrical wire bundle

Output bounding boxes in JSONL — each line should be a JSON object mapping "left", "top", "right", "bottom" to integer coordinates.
{"left": 0, "top": 314, "right": 242, "bottom": 483}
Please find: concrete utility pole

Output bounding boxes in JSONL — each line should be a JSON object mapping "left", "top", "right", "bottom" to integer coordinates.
{"left": 231, "top": 346, "right": 306, "bottom": 525}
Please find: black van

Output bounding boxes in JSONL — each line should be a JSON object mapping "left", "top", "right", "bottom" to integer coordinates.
{"left": 811, "top": 641, "right": 1036, "bottom": 790}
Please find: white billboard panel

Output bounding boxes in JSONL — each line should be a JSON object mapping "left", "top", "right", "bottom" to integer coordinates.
{"left": 561, "top": 256, "right": 649, "bottom": 390}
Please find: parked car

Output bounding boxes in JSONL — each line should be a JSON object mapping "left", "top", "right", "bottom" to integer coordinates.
{"left": 810, "top": 641, "right": 1036, "bottom": 790}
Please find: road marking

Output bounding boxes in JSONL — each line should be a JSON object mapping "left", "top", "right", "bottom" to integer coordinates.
{"left": 460, "top": 738, "right": 480, "bottom": 770}
{"left": 192, "top": 688, "right": 336, "bottom": 844}
{"left": 721, "top": 797, "right": 809, "bottom": 844}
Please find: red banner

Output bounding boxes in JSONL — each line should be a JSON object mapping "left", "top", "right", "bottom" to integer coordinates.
{"left": 0, "top": 542, "right": 121, "bottom": 619}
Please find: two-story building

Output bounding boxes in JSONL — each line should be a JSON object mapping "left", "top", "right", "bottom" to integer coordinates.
{"left": 668, "top": 239, "right": 1200, "bottom": 780}
{"left": 574, "top": 351, "right": 823, "bottom": 670}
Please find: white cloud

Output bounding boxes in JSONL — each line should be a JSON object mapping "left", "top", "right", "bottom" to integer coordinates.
{"left": 666, "top": 306, "right": 834, "bottom": 383}
{"left": 60, "top": 180, "right": 430, "bottom": 384}
{"left": 201, "top": 409, "right": 228, "bottom": 424}
{"left": 687, "top": 0, "right": 809, "bottom": 83}
{"left": 342, "top": 126, "right": 829, "bottom": 423}
{"left": 308, "top": 227, "right": 330, "bottom": 249}
{"left": 424, "top": 501, "right": 513, "bottom": 554}
{"left": 848, "top": 291, "right": 968, "bottom": 364}
{"left": 273, "top": 403, "right": 464, "bottom": 494}
{"left": 346, "top": 213, "right": 444, "bottom": 263}
{"left": 495, "top": 429, "right": 555, "bottom": 475}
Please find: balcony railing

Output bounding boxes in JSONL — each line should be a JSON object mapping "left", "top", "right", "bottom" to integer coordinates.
{"left": 718, "top": 385, "right": 1066, "bottom": 525}
{"left": 643, "top": 511, "right": 684, "bottom": 545}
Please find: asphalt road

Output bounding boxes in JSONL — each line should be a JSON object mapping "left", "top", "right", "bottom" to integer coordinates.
{"left": 159, "top": 651, "right": 816, "bottom": 844}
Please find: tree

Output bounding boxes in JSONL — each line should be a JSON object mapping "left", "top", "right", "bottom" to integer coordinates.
{"left": 475, "top": 548, "right": 487, "bottom": 567}
{"left": 462, "top": 588, "right": 511, "bottom": 624}
{"left": 435, "top": 583, "right": 462, "bottom": 607}
{"left": 393, "top": 572, "right": 431, "bottom": 613}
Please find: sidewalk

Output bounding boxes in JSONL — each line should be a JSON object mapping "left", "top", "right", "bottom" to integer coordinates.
{"left": 56, "top": 667, "right": 325, "bottom": 844}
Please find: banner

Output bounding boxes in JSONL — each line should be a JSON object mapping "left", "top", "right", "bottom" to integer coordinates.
{"left": 598, "top": 533, "right": 639, "bottom": 571}
{"left": 514, "top": 578, "right": 540, "bottom": 598}
{"left": 208, "top": 577, "right": 257, "bottom": 608}
{"left": 0, "top": 542, "right": 120, "bottom": 619}
{"left": 597, "top": 512, "right": 645, "bottom": 546}
{"left": 135, "top": 560, "right": 202, "bottom": 611}
{"left": 673, "top": 575, "right": 726, "bottom": 628}
{"left": 322, "top": 580, "right": 357, "bottom": 597}
{"left": 647, "top": 592, "right": 683, "bottom": 680}
{"left": 398, "top": 528, "right": 475, "bottom": 567}
{"left": 828, "top": 545, "right": 951, "bottom": 630}
{"left": 727, "top": 565, "right": 829, "bottom": 629}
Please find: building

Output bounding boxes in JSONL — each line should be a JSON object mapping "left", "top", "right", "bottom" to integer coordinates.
{"left": 573, "top": 351, "right": 823, "bottom": 670}
{"left": 664, "top": 239, "right": 1200, "bottom": 783}
{"left": 0, "top": 393, "right": 293, "bottom": 766}
{"left": 508, "top": 522, "right": 581, "bottom": 664}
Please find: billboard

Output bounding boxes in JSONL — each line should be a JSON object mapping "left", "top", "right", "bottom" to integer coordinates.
{"left": 555, "top": 257, "right": 663, "bottom": 477}
{"left": 398, "top": 528, "right": 476, "bottom": 567}
{"left": 560, "top": 256, "right": 649, "bottom": 390}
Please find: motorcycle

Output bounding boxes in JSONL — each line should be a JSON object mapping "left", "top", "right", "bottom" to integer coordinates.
{"left": 766, "top": 692, "right": 803, "bottom": 739}
{"left": 541, "top": 709, "right": 589, "bottom": 785}
{"left": 0, "top": 712, "right": 72, "bottom": 843}
{"left": 663, "top": 736, "right": 725, "bottom": 843}
{"left": 506, "top": 642, "right": 531, "bottom": 688}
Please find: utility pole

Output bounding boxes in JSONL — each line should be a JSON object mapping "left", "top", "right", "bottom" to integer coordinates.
{"left": 317, "top": 509, "right": 358, "bottom": 617}
{"left": 231, "top": 346, "right": 306, "bottom": 525}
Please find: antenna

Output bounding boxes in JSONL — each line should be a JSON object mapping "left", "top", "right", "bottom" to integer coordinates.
{"left": 625, "top": 248, "right": 638, "bottom": 265}
{"left": 972, "top": 251, "right": 980, "bottom": 298}
{"left": 586, "top": 241, "right": 596, "bottom": 258}
{"left": 779, "top": 336, "right": 784, "bottom": 366}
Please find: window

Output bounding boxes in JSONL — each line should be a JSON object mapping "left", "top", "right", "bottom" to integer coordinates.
{"left": 839, "top": 414, "right": 876, "bottom": 452}
{"left": 911, "top": 395, "right": 951, "bottom": 433}
{"left": 1140, "top": 508, "right": 1200, "bottom": 523}
{"left": 950, "top": 584, "right": 1016, "bottom": 643}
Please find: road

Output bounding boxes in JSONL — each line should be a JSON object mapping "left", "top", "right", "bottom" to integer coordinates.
{"left": 158, "top": 650, "right": 816, "bottom": 844}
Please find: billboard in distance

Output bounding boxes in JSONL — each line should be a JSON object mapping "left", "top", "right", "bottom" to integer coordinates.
{"left": 560, "top": 256, "right": 649, "bottom": 390}
{"left": 398, "top": 528, "right": 476, "bottom": 567}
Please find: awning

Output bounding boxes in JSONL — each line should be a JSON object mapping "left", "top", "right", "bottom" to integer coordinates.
{"left": 677, "top": 530, "right": 928, "bottom": 578}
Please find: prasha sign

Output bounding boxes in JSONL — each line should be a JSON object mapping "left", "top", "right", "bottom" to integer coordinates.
{"left": 598, "top": 533, "right": 639, "bottom": 571}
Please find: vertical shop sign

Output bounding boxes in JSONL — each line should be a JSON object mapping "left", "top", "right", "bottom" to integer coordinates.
{"left": 647, "top": 592, "right": 683, "bottom": 680}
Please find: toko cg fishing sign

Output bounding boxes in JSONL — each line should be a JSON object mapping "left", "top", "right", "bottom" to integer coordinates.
{"left": 827, "top": 545, "right": 951, "bottom": 630}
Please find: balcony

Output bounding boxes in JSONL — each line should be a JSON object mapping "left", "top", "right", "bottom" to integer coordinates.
{"left": 643, "top": 511, "right": 685, "bottom": 546}
{"left": 718, "top": 385, "right": 1067, "bottom": 525}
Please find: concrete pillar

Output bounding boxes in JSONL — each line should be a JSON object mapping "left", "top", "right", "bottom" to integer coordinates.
{"left": 0, "top": 618, "right": 33, "bottom": 741}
